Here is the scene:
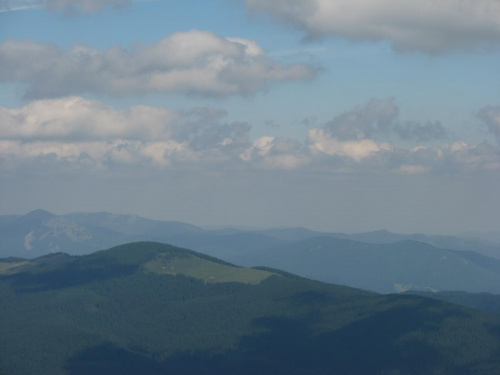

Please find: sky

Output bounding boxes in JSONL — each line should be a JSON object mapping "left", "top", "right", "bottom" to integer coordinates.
{"left": 0, "top": 0, "right": 499, "bottom": 235}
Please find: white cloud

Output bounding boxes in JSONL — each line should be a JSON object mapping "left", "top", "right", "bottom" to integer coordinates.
{"left": 0, "top": 138, "right": 198, "bottom": 169}
{"left": 0, "top": 97, "right": 178, "bottom": 141}
{"left": 304, "top": 99, "right": 500, "bottom": 172}
{"left": 0, "top": 97, "right": 498, "bottom": 174}
{"left": 241, "top": 136, "right": 276, "bottom": 160}
{"left": 0, "top": 30, "right": 316, "bottom": 98}
{"left": 240, "top": 136, "right": 310, "bottom": 169}
{"left": 308, "top": 128, "right": 390, "bottom": 161}
{"left": 247, "top": 0, "right": 500, "bottom": 53}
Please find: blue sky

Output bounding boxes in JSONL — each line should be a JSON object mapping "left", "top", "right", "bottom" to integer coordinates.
{"left": 0, "top": 0, "right": 499, "bottom": 234}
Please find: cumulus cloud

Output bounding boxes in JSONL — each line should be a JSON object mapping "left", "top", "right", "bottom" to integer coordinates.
{"left": 0, "top": 96, "right": 178, "bottom": 141}
{"left": 478, "top": 105, "right": 500, "bottom": 140}
{"left": 324, "top": 98, "right": 398, "bottom": 141}
{"left": 0, "top": 31, "right": 316, "bottom": 99}
{"left": 240, "top": 136, "right": 309, "bottom": 169}
{"left": 246, "top": 0, "right": 500, "bottom": 53}
{"left": 302, "top": 99, "right": 500, "bottom": 173}
{"left": 324, "top": 98, "right": 448, "bottom": 142}
{"left": 308, "top": 128, "right": 390, "bottom": 161}
{"left": 173, "top": 108, "right": 251, "bottom": 152}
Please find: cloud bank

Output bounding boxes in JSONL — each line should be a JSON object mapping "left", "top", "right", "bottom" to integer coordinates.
{"left": 0, "top": 30, "right": 316, "bottom": 98}
{"left": 323, "top": 98, "right": 448, "bottom": 142}
{"left": 1, "top": 97, "right": 498, "bottom": 174}
{"left": 247, "top": 0, "right": 500, "bottom": 53}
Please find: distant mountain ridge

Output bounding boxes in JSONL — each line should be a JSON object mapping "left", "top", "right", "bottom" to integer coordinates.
{"left": 230, "top": 237, "right": 500, "bottom": 294}
{"left": 257, "top": 228, "right": 500, "bottom": 259}
{"left": 0, "top": 209, "right": 119, "bottom": 258}
{"left": 63, "top": 212, "right": 202, "bottom": 237}
{"left": 2, "top": 209, "right": 499, "bottom": 259}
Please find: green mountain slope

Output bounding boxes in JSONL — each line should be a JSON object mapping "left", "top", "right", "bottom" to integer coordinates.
{"left": 1, "top": 242, "right": 500, "bottom": 375}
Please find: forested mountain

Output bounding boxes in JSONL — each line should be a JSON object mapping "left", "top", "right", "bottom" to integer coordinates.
{"left": 1, "top": 242, "right": 500, "bottom": 375}
{"left": 230, "top": 237, "right": 500, "bottom": 294}
{"left": 404, "top": 290, "right": 500, "bottom": 313}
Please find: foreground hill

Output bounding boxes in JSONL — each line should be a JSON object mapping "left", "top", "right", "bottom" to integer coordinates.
{"left": 1, "top": 242, "right": 500, "bottom": 375}
{"left": 230, "top": 237, "right": 500, "bottom": 294}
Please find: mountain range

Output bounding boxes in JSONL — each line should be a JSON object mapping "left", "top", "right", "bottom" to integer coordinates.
{"left": 1, "top": 242, "right": 500, "bottom": 375}
{"left": 1, "top": 209, "right": 500, "bottom": 295}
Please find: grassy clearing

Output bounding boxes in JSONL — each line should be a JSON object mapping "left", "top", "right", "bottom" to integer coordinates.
{"left": 0, "top": 261, "right": 28, "bottom": 275}
{"left": 144, "top": 253, "right": 276, "bottom": 284}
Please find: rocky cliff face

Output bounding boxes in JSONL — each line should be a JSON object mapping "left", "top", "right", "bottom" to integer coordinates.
{"left": 0, "top": 210, "right": 107, "bottom": 258}
{"left": 23, "top": 217, "right": 93, "bottom": 251}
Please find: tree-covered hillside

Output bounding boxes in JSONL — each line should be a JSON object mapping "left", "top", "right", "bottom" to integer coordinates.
{"left": 1, "top": 242, "right": 500, "bottom": 375}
